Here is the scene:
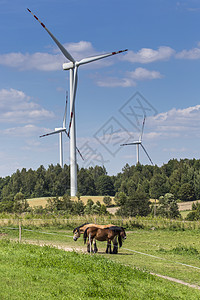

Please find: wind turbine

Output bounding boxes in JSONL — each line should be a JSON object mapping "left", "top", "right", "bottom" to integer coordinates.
{"left": 40, "top": 92, "right": 83, "bottom": 168}
{"left": 27, "top": 8, "right": 128, "bottom": 196}
{"left": 121, "top": 116, "right": 153, "bottom": 165}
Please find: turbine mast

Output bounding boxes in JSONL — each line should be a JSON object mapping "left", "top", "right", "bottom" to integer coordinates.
{"left": 27, "top": 8, "right": 127, "bottom": 196}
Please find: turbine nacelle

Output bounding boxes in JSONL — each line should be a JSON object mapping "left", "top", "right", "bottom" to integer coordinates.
{"left": 55, "top": 127, "right": 66, "bottom": 132}
{"left": 63, "top": 62, "right": 74, "bottom": 70}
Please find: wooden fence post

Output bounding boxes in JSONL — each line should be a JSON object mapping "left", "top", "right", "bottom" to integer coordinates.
{"left": 154, "top": 199, "right": 156, "bottom": 217}
{"left": 19, "top": 220, "right": 21, "bottom": 243}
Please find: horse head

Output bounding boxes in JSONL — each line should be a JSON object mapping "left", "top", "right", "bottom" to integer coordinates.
{"left": 120, "top": 227, "right": 127, "bottom": 240}
{"left": 73, "top": 227, "right": 80, "bottom": 241}
{"left": 73, "top": 223, "right": 90, "bottom": 241}
{"left": 116, "top": 226, "right": 126, "bottom": 248}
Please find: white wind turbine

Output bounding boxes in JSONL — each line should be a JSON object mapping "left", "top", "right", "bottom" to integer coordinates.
{"left": 27, "top": 8, "right": 128, "bottom": 196}
{"left": 40, "top": 92, "right": 83, "bottom": 168}
{"left": 121, "top": 116, "right": 153, "bottom": 165}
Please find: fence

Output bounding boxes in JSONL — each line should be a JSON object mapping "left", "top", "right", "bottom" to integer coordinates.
{"left": 1, "top": 216, "right": 200, "bottom": 230}
{"left": 1, "top": 221, "right": 200, "bottom": 273}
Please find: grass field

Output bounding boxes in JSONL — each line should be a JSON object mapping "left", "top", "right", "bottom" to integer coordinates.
{"left": 1, "top": 222, "right": 200, "bottom": 293}
{"left": 27, "top": 196, "right": 115, "bottom": 208}
{"left": 1, "top": 238, "right": 200, "bottom": 299}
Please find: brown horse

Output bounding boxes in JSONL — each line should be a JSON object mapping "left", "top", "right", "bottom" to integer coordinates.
{"left": 83, "top": 226, "right": 126, "bottom": 254}
{"left": 73, "top": 223, "right": 114, "bottom": 253}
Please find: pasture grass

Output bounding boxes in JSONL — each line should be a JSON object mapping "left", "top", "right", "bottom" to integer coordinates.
{"left": 2, "top": 225, "right": 200, "bottom": 289}
{"left": 0, "top": 239, "right": 200, "bottom": 299}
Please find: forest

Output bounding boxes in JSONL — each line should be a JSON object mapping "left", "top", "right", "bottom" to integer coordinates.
{"left": 0, "top": 158, "right": 200, "bottom": 216}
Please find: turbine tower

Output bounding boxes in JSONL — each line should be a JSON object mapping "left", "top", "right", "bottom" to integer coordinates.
{"left": 40, "top": 92, "right": 83, "bottom": 168}
{"left": 121, "top": 117, "right": 153, "bottom": 165}
{"left": 27, "top": 8, "right": 128, "bottom": 196}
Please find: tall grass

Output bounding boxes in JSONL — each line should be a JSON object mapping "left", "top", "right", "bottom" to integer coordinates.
{"left": 1, "top": 214, "right": 200, "bottom": 231}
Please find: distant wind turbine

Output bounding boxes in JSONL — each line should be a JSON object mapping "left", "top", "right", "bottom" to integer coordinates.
{"left": 40, "top": 92, "right": 83, "bottom": 168}
{"left": 27, "top": 8, "right": 128, "bottom": 196}
{"left": 121, "top": 116, "right": 153, "bottom": 165}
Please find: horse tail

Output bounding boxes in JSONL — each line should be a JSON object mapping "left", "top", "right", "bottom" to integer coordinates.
{"left": 118, "top": 233, "right": 122, "bottom": 248}
{"left": 83, "top": 227, "right": 89, "bottom": 244}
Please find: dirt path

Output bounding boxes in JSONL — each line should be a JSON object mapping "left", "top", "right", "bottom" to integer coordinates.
{"left": 150, "top": 272, "right": 200, "bottom": 290}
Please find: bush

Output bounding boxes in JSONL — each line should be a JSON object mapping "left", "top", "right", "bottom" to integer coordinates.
{"left": 103, "top": 196, "right": 112, "bottom": 207}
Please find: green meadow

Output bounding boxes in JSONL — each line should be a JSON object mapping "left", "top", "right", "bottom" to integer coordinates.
{"left": 1, "top": 218, "right": 200, "bottom": 298}
{"left": 1, "top": 238, "right": 200, "bottom": 299}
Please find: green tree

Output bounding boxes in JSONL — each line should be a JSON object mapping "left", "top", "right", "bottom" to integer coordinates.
{"left": 149, "top": 174, "right": 168, "bottom": 199}
{"left": 157, "top": 193, "right": 180, "bottom": 219}
{"left": 78, "top": 168, "right": 96, "bottom": 195}
{"left": 114, "top": 192, "right": 127, "bottom": 206}
{"left": 96, "top": 175, "right": 115, "bottom": 196}
{"left": 117, "top": 186, "right": 150, "bottom": 217}
{"left": 103, "top": 196, "right": 112, "bottom": 207}
{"left": 186, "top": 202, "right": 200, "bottom": 221}
{"left": 73, "top": 199, "right": 85, "bottom": 215}
{"left": 84, "top": 199, "right": 94, "bottom": 214}
{"left": 13, "top": 192, "right": 29, "bottom": 213}
{"left": 178, "top": 183, "right": 195, "bottom": 201}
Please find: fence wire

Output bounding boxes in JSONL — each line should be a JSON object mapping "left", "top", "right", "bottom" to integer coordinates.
{"left": 1, "top": 225, "right": 200, "bottom": 272}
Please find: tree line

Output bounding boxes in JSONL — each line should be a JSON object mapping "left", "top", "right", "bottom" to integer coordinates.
{"left": 0, "top": 158, "right": 200, "bottom": 216}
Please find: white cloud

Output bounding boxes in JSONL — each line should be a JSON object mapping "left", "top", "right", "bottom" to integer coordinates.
{"left": 0, "top": 88, "right": 54, "bottom": 123}
{"left": 96, "top": 77, "right": 136, "bottom": 87}
{"left": 147, "top": 105, "right": 200, "bottom": 140}
{"left": 96, "top": 67, "right": 163, "bottom": 87}
{"left": 0, "top": 41, "right": 116, "bottom": 71}
{"left": 2, "top": 124, "right": 42, "bottom": 137}
{"left": 122, "top": 46, "right": 175, "bottom": 63}
{"left": 176, "top": 47, "right": 200, "bottom": 59}
{"left": 0, "top": 52, "right": 63, "bottom": 71}
{"left": 62, "top": 41, "right": 96, "bottom": 59}
{"left": 128, "top": 67, "right": 163, "bottom": 80}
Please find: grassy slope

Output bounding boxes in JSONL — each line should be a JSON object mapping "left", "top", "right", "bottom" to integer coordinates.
{"left": 0, "top": 239, "right": 200, "bottom": 300}
{"left": 2, "top": 226, "right": 200, "bottom": 288}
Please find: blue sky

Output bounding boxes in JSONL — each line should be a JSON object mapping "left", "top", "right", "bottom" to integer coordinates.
{"left": 1, "top": 0, "right": 200, "bottom": 177}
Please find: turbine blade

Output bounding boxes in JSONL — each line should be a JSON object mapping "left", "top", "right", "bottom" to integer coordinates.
{"left": 40, "top": 128, "right": 66, "bottom": 138}
{"left": 64, "top": 131, "right": 84, "bottom": 160}
{"left": 120, "top": 141, "right": 140, "bottom": 146}
{"left": 76, "top": 147, "right": 84, "bottom": 161}
{"left": 77, "top": 49, "right": 128, "bottom": 66}
{"left": 40, "top": 131, "right": 57, "bottom": 138}
{"left": 139, "top": 116, "right": 146, "bottom": 142}
{"left": 63, "top": 91, "right": 68, "bottom": 128}
{"left": 27, "top": 8, "right": 75, "bottom": 63}
{"left": 67, "top": 66, "right": 78, "bottom": 136}
{"left": 141, "top": 144, "right": 154, "bottom": 165}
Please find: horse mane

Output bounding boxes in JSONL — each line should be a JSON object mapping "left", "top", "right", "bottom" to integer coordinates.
{"left": 108, "top": 226, "right": 123, "bottom": 232}
{"left": 73, "top": 223, "right": 89, "bottom": 233}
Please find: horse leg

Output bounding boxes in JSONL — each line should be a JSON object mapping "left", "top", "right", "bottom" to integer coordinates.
{"left": 112, "top": 236, "right": 118, "bottom": 254}
{"left": 87, "top": 233, "right": 93, "bottom": 253}
{"left": 106, "top": 239, "right": 112, "bottom": 254}
{"left": 93, "top": 238, "right": 98, "bottom": 253}
{"left": 106, "top": 241, "right": 109, "bottom": 253}
{"left": 87, "top": 238, "right": 90, "bottom": 253}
